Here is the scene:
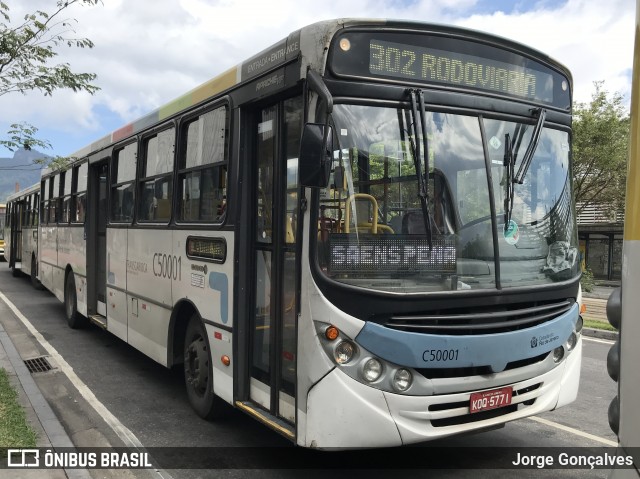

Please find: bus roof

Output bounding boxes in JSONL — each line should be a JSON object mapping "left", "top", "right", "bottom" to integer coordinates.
{"left": 4, "top": 183, "right": 40, "bottom": 203}
{"left": 51, "top": 18, "right": 571, "bottom": 172}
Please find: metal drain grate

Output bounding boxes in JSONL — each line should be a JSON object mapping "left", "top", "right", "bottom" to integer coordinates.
{"left": 23, "top": 356, "right": 53, "bottom": 374}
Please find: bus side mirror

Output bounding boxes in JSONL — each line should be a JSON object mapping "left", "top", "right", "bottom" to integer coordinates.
{"left": 299, "top": 123, "right": 333, "bottom": 188}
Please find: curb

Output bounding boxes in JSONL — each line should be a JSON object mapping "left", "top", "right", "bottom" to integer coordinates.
{"left": 0, "top": 321, "right": 92, "bottom": 479}
{"left": 583, "top": 327, "right": 618, "bottom": 341}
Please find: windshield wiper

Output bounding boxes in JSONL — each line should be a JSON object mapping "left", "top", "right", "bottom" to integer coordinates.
{"left": 503, "top": 132, "right": 515, "bottom": 228}
{"left": 515, "top": 108, "right": 546, "bottom": 184}
{"left": 503, "top": 108, "right": 547, "bottom": 229}
{"left": 407, "top": 88, "right": 433, "bottom": 249}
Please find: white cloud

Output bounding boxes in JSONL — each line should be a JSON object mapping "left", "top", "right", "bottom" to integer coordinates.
{"left": 455, "top": 0, "right": 635, "bottom": 103}
{"left": 0, "top": 0, "right": 634, "bottom": 156}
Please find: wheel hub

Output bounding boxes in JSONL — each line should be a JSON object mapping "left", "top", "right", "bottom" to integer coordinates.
{"left": 185, "top": 337, "right": 208, "bottom": 393}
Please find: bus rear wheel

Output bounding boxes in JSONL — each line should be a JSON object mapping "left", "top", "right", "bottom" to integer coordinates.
{"left": 30, "top": 258, "right": 43, "bottom": 290}
{"left": 184, "top": 315, "right": 225, "bottom": 420}
{"left": 64, "top": 273, "right": 86, "bottom": 329}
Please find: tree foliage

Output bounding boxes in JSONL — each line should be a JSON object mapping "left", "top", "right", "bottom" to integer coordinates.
{"left": 0, "top": 0, "right": 100, "bottom": 160}
{"left": 572, "top": 81, "right": 629, "bottom": 216}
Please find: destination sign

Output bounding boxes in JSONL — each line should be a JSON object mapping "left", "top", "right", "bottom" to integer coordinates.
{"left": 329, "top": 32, "right": 570, "bottom": 108}
{"left": 328, "top": 234, "right": 456, "bottom": 274}
{"left": 370, "top": 39, "right": 552, "bottom": 101}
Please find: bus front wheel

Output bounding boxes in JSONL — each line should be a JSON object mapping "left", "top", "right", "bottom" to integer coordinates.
{"left": 184, "top": 315, "right": 224, "bottom": 420}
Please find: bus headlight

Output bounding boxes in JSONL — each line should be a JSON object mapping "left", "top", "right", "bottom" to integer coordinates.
{"left": 334, "top": 341, "right": 356, "bottom": 364}
{"left": 362, "top": 358, "right": 382, "bottom": 382}
{"left": 393, "top": 369, "right": 413, "bottom": 392}
{"left": 553, "top": 346, "right": 564, "bottom": 363}
{"left": 566, "top": 332, "right": 577, "bottom": 351}
{"left": 315, "top": 321, "right": 418, "bottom": 395}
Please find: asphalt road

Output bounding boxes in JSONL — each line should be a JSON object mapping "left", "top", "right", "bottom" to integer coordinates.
{"left": 0, "top": 267, "right": 620, "bottom": 478}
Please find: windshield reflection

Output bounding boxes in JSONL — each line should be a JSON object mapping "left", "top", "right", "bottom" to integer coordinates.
{"left": 314, "top": 104, "right": 579, "bottom": 293}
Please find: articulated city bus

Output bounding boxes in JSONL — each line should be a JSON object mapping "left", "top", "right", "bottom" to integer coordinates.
{"left": 7, "top": 19, "right": 582, "bottom": 448}
{"left": 3, "top": 184, "right": 40, "bottom": 280}
{"left": 607, "top": 1, "right": 640, "bottom": 476}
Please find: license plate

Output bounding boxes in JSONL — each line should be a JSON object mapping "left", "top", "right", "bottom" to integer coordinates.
{"left": 469, "top": 386, "right": 513, "bottom": 413}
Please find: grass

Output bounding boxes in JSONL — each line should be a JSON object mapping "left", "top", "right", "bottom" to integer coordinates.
{"left": 583, "top": 318, "right": 618, "bottom": 332}
{"left": 0, "top": 368, "right": 37, "bottom": 449}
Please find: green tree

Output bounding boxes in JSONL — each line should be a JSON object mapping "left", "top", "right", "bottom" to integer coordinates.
{"left": 0, "top": 0, "right": 100, "bottom": 166}
{"left": 572, "top": 81, "right": 629, "bottom": 216}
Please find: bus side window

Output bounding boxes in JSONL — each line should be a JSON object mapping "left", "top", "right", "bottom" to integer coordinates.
{"left": 112, "top": 143, "right": 137, "bottom": 223}
{"left": 71, "top": 162, "right": 88, "bottom": 224}
{"left": 139, "top": 128, "right": 175, "bottom": 222}
{"left": 178, "top": 105, "right": 228, "bottom": 223}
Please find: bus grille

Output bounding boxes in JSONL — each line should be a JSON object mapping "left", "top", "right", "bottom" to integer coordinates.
{"left": 382, "top": 299, "right": 574, "bottom": 335}
{"left": 414, "top": 352, "right": 549, "bottom": 380}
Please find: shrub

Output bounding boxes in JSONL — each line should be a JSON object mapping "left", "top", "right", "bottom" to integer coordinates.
{"left": 581, "top": 268, "right": 595, "bottom": 293}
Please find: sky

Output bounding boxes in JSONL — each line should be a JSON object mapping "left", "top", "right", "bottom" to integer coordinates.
{"left": 0, "top": 0, "right": 635, "bottom": 159}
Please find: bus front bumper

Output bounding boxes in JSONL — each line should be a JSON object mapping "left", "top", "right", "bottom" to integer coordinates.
{"left": 304, "top": 338, "right": 581, "bottom": 449}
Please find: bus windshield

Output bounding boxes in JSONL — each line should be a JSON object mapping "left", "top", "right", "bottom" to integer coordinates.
{"left": 315, "top": 103, "right": 579, "bottom": 292}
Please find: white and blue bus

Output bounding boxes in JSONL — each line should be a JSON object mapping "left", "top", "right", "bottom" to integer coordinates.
{"left": 6, "top": 19, "right": 582, "bottom": 448}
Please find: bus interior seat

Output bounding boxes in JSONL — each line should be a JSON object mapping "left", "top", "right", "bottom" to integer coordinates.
{"left": 402, "top": 211, "right": 427, "bottom": 235}
{"left": 402, "top": 171, "right": 456, "bottom": 235}
{"left": 156, "top": 198, "right": 171, "bottom": 220}
{"left": 389, "top": 215, "right": 403, "bottom": 234}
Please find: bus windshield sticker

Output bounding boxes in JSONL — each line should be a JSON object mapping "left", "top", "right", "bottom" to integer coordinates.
{"left": 503, "top": 220, "right": 520, "bottom": 245}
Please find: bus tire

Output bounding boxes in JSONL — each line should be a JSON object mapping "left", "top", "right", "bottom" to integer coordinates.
{"left": 184, "top": 315, "right": 224, "bottom": 420}
{"left": 64, "top": 273, "right": 86, "bottom": 329}
{"left": 30, "top": 258, "right": 43, "bottom": 290}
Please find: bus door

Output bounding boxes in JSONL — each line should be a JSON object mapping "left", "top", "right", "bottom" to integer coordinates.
{"left": 246, "top": 96, "right": 303, "bottom": 425}
{"left": 9, "top": 199, "right": 24, "bottom": 269}
{"left": 87, "top": 161, "right": 109, "bottom": 319}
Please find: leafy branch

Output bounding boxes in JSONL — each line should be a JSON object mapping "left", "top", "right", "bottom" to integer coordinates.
{"left": 0, "top": 0, "right": 101, "bottom": 97}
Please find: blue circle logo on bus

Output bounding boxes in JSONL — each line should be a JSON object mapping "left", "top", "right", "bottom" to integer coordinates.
{"left": 531, "top": 336, "right": 538, "bottom": 348}
{"left": 504, "top": 220, "right": 520, "bottom": 245}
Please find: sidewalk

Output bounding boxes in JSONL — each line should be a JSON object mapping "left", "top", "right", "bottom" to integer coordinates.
{"left": 0, "top": 320, "right": 91, "bottom": 479}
